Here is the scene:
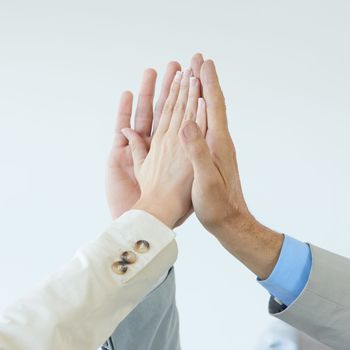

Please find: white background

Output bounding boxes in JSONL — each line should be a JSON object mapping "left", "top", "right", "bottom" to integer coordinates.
{"left": 1, "top": 0, "right": 350, "bottom": 349}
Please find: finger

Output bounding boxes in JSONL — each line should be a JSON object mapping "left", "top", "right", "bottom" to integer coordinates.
{"left": 153, "top": 61, "right": 181, "bottom": 134}
{"left": 121, "top": 128, "right": 148, "bottom": 174}
{"left": 191, "top": 53, "right": 204, "bottom": 98}
{"left": 168, "top": 68, "right": 192, "bottom": 132}
{"left": 114, "top": 91, "right": 133, "bottom": 147}
{"left": 182, "top": 77, "right": 200, "bottom": 125}
{"left": 190, "top": 53, "right": 204, "bottom": 79}
{"left": 180, "top": 121, "right": 217, "bottom": 178}
{"left": 134, "top": 68, "right": 157, "bottom": 137}
{"left": 200, "top": 60, "right": 228, "bottom": 131}
{"left": 155, "top": 71, "right": 183, "bottom": 134}
{"left": 196, "top": 97, "right": 207, "bottom": 136}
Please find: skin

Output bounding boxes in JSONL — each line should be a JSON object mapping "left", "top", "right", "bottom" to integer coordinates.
{"left": 105, "top": 62, "right": 180, "bottom": 219}
{"left": 125, "top": 69, "right": 207, "bottom": 228}
{"left": 106, "top": 53, "right": 204, "bottom": 221}
{"left": 107, "top": 53, "right": 283, "bottom": 280}
{"left": 179, "top": 60, "right": 284, "bottom": 280}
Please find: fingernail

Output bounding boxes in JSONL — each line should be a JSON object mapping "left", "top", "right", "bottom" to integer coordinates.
{"left": 174, "top": 71, "right": 182, "bottom": 83}
{"left": 182, "top": 122, "right": 199, "bottom": 140}
{"left": 183, "top": 68, "right": 192, "bottom": 78}
{"left": 198, "top": 97, "right": 204, "bottom": 108}
{"left": 190, "top": 77, "right": 197, "bottom": 88}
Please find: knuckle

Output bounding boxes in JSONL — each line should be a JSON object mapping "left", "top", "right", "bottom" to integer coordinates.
{"left": 170, "top": 82, "right": 179, "bottom": 94}
{"left": 191, "top": 144, "right": 205, "bottom": 157}
{"left": 180, "top": 81, "right": 189, "bottom": 89}
{"left": 162, "top": 102, "right": 173, "bottom": 115}
{"left": 185, "top": 113, "right": 195, "bottom": 123}
{"left": 152, "top": 132, "right": 162, "bottom": 143}
{"left": 154, "top": 102, "right": 162, "bottom": 115}
{"left": 174, "top": 101, "right": 186, "bottom": 113}
{"left": 184, "top": 105, "right": 196, "bottom": 119}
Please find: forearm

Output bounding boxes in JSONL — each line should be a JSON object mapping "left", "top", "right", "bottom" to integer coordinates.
{"left": 215, "top": 214, "right": 284, "bottom": 280}
{"left": 0, "top": 210, "right": 177, "bottom": 350}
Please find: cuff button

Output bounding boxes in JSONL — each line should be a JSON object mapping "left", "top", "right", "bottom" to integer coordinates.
{"left": 111, "top": 261, "right": 128, "bottom": 275}
{"left": 134, "top": 240, "right": 150, "bottom": 253}
{"left": 121, "top": 250, "right": 137, "bottom": 264}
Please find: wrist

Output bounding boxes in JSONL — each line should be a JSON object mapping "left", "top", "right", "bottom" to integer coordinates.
{"left": 132, "top": 198, "right": 178, "bottom": 229}
{"left": 208, "top": 209, "right": 256, "bottom": 241}
{"left": 213, "top": 212, "right": 284, "bottom": 280}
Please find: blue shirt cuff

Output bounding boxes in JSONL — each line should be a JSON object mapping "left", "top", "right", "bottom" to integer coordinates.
{"left": 258, "top": 234, "right": 312, "bottom": 306}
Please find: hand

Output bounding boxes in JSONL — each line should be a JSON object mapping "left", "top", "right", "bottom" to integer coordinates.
{"left": 122, "top": 68, "right": 206, "bottom": 228}
{"left": 106, "top": 54, "right": 204, "bottom": 221}
{"left": 180, "top": 60, "right": 283, "bottom": 279}
{"left": 106, "top": 62, "right": 180, "bottom": 219}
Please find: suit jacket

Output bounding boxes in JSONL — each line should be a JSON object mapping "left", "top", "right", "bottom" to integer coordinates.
{"left": 0, "top": 210, "right": 178, "bottom": 350}
{"left": 109, "top": 244, "right": 349, "bottom": 350}
{"left": 270, "top": 244, "right": 350, "bottom": 349}
{"left": 256, "top": 318, "right": 332, "bottom": 350}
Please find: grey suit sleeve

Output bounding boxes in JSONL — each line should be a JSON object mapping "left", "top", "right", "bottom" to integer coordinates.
{"left": 269, "top": 244, "right": 350, "bottom": 350}
{"left": 102, "top": 267, "right": 181, "bottom": 350}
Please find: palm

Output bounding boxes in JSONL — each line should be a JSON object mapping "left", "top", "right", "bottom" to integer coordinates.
{"left": 106, "top": 54, "right": 204, "bottom": 221}
{"left": 107, "top": 137, "right": 151, "bottom": 219}
{"left": 106, "top": 63, "right": 180, "bottom": 219}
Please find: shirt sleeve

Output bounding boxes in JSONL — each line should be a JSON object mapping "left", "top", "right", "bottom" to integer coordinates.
{"left": 0, "top": 210, "right": 177, "bottom": 350}
{"left": 258, "top": 234, "right": 312, "bottom": 306}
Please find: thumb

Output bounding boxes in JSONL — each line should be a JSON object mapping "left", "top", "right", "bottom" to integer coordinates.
{"left": 180, "top": 121, "right": 216, "bottom": 176}
{"left": 121, "top": 128, "right": 148, "bottom": 172}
